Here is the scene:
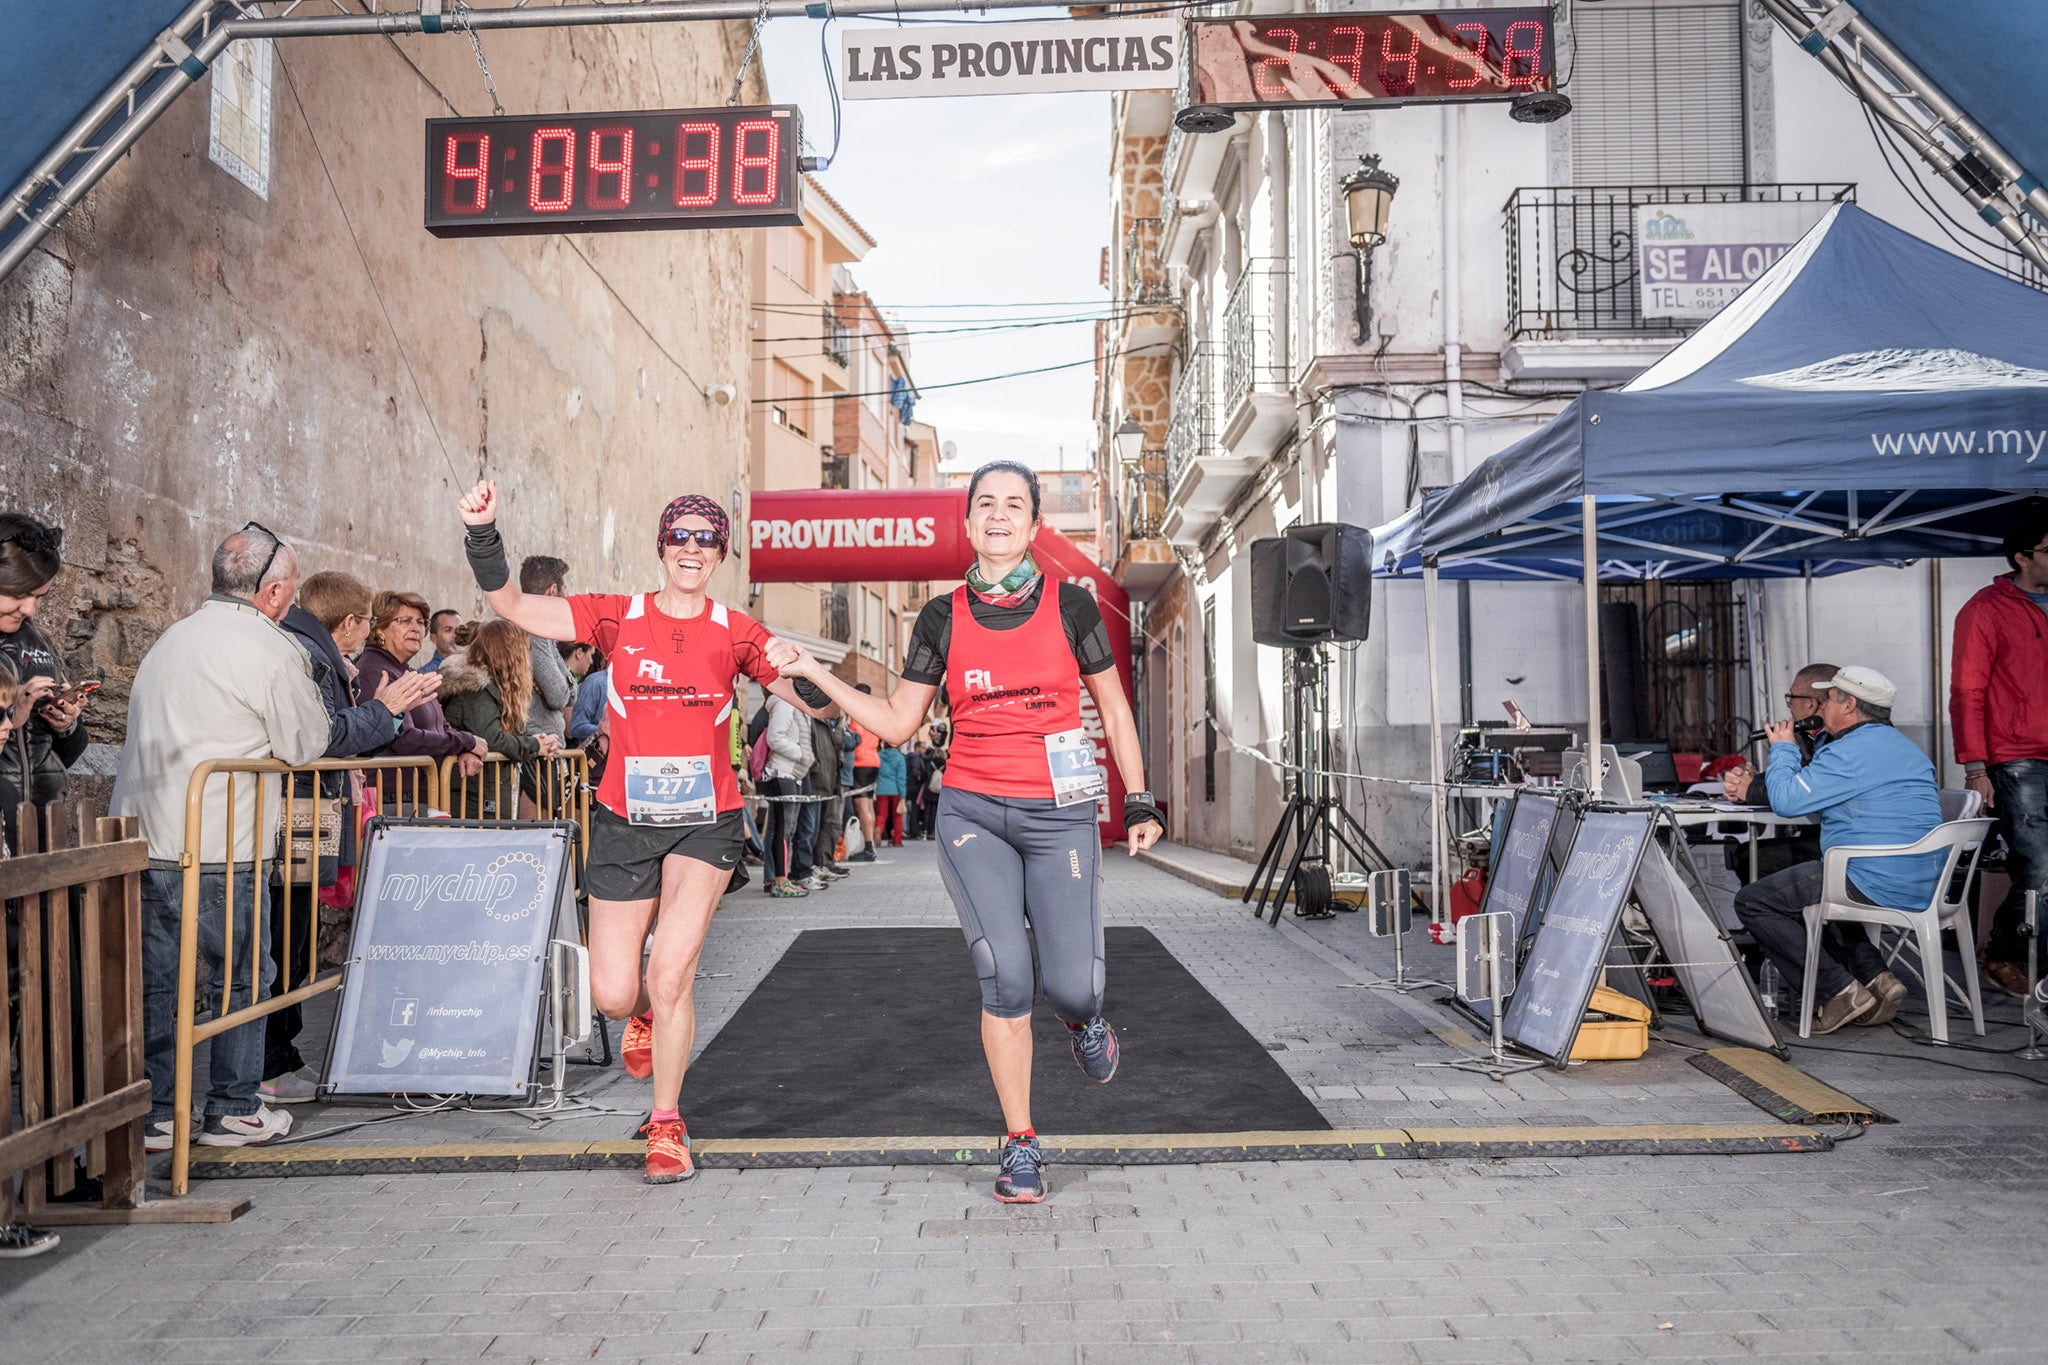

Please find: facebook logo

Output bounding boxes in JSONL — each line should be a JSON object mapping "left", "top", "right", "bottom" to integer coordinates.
{"left": 390, "top": 998, "right": 419, "bottom": 1027}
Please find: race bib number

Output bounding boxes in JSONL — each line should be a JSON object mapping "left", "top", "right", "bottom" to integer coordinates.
{"left": 624, "top": 756, "right": 716, "bottom": 826}
{"left": 1044, "top": 728, "right": 1108, "bottom": 808}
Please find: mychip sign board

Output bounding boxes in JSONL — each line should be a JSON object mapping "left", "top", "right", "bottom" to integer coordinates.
{"left": 1636, "top": 201, "right": 1833, "bottom": 318}
{"left": 326, "top": 821, "right": 577, "bottom": 1097}
{"left": 841, "top": 19, "right": 1179, "bottom": 99}
{"left": 1501, "top": 808, "right": 1653, "bottom": 1067}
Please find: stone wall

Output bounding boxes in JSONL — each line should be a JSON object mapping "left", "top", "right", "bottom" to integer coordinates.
{"left": 0, "top": 19, "right": 763, "bottom": 780}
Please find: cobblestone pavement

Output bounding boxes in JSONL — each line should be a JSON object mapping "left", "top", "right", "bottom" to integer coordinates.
{"left": 6, "top": 840, "right": 2047, "bottom": 1362}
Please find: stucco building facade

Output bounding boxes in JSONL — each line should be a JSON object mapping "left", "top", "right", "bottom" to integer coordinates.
{"left": 2, "top": 19, "right": 768, "bottom": 782}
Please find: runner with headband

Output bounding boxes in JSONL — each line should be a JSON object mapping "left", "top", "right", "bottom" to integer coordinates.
{"left": 457, "top": 480, "right": 832, "bottom": 1184}
{"left": 765, "top": 461, "right": 1163, "bottom": 1204}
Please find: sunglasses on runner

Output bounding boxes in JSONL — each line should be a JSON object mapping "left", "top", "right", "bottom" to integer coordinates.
{"left": 663, "top": 527, "right": 724, "bottom": 550}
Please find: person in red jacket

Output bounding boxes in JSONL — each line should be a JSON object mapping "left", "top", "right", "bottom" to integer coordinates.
{"left": 1949, "top": 501, "right": 2048, "bottom": 997}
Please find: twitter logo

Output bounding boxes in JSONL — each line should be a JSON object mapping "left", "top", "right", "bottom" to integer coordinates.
{"left": 379, "top": 1038, "right": 414, "bottom": 1069}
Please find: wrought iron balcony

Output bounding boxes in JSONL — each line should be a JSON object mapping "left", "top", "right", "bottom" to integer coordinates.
{"left": 824, "top": 586, "right": 852, "bottom": 644}
{"left": 1503, "top": 183, "right": 1854, "bottom": 340}
{"left": 1125, "top": 467, "right": 1168, "bottom": 541}
{"left": 1220, "top": 259, "right": 1289, "bottom": 419}
{"left": 1045, "top": 484, "right": 1093, "bottom": 517}
{"left": 822, "top": 307, "right": 850, "bottom": 369}
{"left": 1164, "top": 347, "right": 1214, "bottom": 494}
{"left": 1122, "top": 216, "right": 1172, "bottom": 306}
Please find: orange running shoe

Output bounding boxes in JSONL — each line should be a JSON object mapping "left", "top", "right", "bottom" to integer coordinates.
{"left": 621, "top": 1014, "right": 653, "bottom": 1079}
{"left": 641, "top": 1117, "right": 694, "bottom": 1184}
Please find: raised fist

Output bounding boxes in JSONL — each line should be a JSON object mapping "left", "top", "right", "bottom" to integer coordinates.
{"left": 458, "top": 480, "right": 498, "bottom": 527}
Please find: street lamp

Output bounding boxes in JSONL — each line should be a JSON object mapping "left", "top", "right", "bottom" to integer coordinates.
{"left": 1339, "top": 155, "right": 1400, "bottom": 345}
{"left": 1113, "top": 415, "right": 1146, "bottom": 467}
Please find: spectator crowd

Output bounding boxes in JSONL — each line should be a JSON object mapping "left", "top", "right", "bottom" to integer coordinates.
{"left": 1, "top": 510, "right": 958, "bottom": 1255}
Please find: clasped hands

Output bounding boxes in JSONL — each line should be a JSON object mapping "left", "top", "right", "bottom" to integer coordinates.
{"left": 763, "top": 636, "right": 821, "bottom": 681}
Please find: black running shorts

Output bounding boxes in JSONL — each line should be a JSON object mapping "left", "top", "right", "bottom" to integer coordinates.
{"left": 585, "top": 803, "right": 745, "bottom": 902}
{"left": 852, "top": 765, "right": 880, "bottom": 791}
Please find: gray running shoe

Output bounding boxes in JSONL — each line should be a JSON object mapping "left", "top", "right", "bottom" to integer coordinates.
{"left": 258, "top": 1066, "right": 322, "bottom": 1105}
{"left": 994, "top": 1136, "right": 1045, "bottom": 1204}
{"left": 1068, "top": 1016, "right": 1120, "bottom": 1084}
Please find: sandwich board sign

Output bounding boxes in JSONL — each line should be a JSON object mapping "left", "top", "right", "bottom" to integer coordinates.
{"left": 1502, "top": 807, "right": 1654, "bottom": 1067}
{"left": 1463, "top": 791, "right": 1571, "bottom": 1026}
{"left": 1633, "top": 837, "right": 1784, "bottom": 1053}
{"left": 1484, "top": 790, "right": 1562, "bottom": 944}
{"left": 325, "top": 821, "right": 578, "bottom": 1097}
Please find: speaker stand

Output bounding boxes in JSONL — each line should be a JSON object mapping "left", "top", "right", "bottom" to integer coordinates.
{"left": 1243, "top": 646, "right": 1392, "bottom": 926}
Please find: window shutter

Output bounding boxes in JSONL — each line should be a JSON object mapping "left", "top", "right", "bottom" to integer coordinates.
{"left": 1572, "top": 1, "right": 1744, "bottom": 185}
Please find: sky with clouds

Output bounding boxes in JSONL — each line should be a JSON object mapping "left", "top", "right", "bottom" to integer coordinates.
{"left": 759, "top": 11, "right": 1111, "bottom": 473}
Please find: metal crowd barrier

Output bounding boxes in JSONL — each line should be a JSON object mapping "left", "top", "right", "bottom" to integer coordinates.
{"left": 1, "top": 804, "right": 164, "bottom": 1223}
{"left": 438, "top": 750, "right": 592, "bottom": 881}
{"left": 168, "top": 755, "right": 441, "bottom": 1196}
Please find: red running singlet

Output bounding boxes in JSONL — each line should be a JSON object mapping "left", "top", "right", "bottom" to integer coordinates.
{"left": 942, "top": 584, "right": 1083, "bottom": 800}
{"left": 567, "top": 593, "right": 780, "bottom": 817}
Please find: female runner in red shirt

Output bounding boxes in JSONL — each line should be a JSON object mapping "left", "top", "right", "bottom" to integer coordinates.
{"left": 457, "top": 480, "right": 832, "bottom": 1183}
{"left": 766, "top": 462, "right": 1163, "bottom": 1203}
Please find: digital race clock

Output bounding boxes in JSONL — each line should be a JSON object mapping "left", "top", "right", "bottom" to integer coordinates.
{"left": 423, "top": 105, "right": 804, "bottom": 238}
{"left": 1187, "top": 9, "right": 1555, "bottom": 112}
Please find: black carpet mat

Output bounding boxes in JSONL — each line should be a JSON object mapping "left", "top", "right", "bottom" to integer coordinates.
{"left": 681, "top": 927, "right": 1331, "bottom": 1138}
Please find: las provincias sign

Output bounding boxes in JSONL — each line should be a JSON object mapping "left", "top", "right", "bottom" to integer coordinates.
{"left": 841, "top": 18, "right": 1179, "bottom": 100}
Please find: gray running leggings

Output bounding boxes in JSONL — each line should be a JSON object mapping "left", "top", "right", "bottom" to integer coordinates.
{"left": 933, "top": 787, "right": 1105, "bottom": 1021}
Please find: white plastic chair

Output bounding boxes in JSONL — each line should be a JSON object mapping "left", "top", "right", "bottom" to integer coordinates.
{"left": 1938, "top": 787, "right": 1984, "bottom": 822}
{"left": 1797, "top": 818, "right": 1993, "bottom": 1043}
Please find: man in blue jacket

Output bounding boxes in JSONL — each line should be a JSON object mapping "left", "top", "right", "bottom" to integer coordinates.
{"left": 1735, "top": 666, "right": 1942, "bottom": 1034}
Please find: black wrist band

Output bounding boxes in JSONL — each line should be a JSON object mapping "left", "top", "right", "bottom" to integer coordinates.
{"left": 465, "top": 523, "right": 510, "bottom": 592}
{"left": 793, "top": 677, "right": 830, "bottom": 709}
{"left": 1123, "top": 795, "right": 1163, "bottom": 831}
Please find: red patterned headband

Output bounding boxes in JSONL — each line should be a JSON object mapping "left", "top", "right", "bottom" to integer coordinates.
{"left": 657, "top": 494, "right": 730, "bottom": 552}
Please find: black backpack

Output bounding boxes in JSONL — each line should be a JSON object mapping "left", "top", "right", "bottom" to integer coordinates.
{"left": 746, "top": 702, "right": 771, "bottom": 747}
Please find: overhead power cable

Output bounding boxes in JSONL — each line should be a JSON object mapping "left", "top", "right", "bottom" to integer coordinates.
{"left": 753, "top": 348, "right": 1122, "bottom": 403}
{"left": 751, "top": 312, "right": 1161, "bottom": 344}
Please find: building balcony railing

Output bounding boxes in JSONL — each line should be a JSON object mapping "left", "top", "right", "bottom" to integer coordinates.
{"left": 823, "top": 306, "right": 850, "bottom": 369}
{"left": 1122, "top": 216, "right": 1172, "bottom": 306}
{"left": 1504, "top": 183, "right": 1855, "bottom": 340}
{"left": 1221, "top": 259, "right": 1289, "bottom": 419}
{"left": 824, "top": 587, "right": 852, "bottom": 644}
{"left": 1164, "top": 346, "right": 1214, "bottom": 493}
{"left": 1125, "top": 467, "right": 1168, "bottom": 541}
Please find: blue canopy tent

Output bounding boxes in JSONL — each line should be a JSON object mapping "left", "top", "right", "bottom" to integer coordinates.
{"left": 1377, "top": 204, "right": 2048, "bottom": 581}
{"left": 1365, "top": 203, "right": 2048, "bottom": 910}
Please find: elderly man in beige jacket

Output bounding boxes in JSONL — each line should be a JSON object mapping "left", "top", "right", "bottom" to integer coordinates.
{"left": 114, "top": 523, "right": 332, "bottom": 1151}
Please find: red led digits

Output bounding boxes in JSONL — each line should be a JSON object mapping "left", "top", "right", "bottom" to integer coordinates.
{"left": 1503, "top": 20, "right": 1545, "bottom": 90}
{"left": 441, "top": 131, "right": 490, "bottom": 215}
{"left": 586, "top": 126, "right": 634, "bottom": 211}
{"left": 1325, "top": 25, "right": 1366, "bottom": 92}
{"left": 731, "top": 119, "right": 779, "bottom": 206}
{"left": 1252, "top": 26, "right": 1301, "bottom": 101}
{"left": 1379, "top": 24, "right": 1421, "bottom": 95}
{"left": 1447, "top": 21, "right": 1489, "bottom": 89}
{"left": 674, "top": 121, "right": 720, "bottom": 207}
{"left": 529, "top": 127, "right": 575, "bottom": 212}
{"left": 426, "top": 107, "right": 797, "bottom": 235}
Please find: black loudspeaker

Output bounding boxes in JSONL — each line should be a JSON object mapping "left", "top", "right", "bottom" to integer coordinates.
{"left": 1250, "top": 523, "right": 1373, "bottom": 646}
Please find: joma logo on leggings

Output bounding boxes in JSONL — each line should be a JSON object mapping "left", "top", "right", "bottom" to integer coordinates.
{"left": 1068, "top": 849, "right": 1082, "bottom": 879}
